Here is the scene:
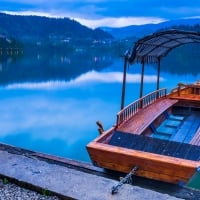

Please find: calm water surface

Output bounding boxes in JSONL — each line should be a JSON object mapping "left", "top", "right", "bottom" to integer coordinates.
{"left": 0, "top": 55, "right": 199, "bottom": 162}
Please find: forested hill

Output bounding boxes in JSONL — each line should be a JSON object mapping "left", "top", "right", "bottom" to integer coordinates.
{"left": 102, "top": 18, "right": 200, "bottom": 39}
{"left": 0, "top": 13, "right": 112, "bottom": 42}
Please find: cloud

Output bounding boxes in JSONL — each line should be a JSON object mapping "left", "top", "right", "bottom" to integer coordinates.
{"left": 0, "top": 96, "right": 106, "bottom": 141}
{"left": 5, "top": 70, "right": 164, "bottom": 89}
{"left": 75, "top": 16, "right": 166, "bottom": 28}
{"left": 2, "top": 0, "right": 200, "bottom": 27}
{"left": 2, "top": 10, "right": 166, "bottom": 28}
{"left": 72, "top": 70, "right": 163, "bottom": 84}
{"left": 2, "top": 10, "right": 55, "bottom": 17}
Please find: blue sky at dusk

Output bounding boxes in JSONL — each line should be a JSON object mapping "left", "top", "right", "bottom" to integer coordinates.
{"left": 1, "top": 0, "right": 200, "bottom": 28}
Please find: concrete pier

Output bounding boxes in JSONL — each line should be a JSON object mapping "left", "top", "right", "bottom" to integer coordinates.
{"left": 0, "top": 144, "right": 196, "bottom": 199}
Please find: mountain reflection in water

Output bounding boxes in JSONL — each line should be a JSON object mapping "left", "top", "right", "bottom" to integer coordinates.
{"left": 0, "top": 51, "right": 199, "bottom": 162}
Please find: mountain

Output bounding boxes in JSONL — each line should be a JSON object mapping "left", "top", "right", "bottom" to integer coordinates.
{"left": 101, "top": 18, "right": 200, "bottom": 39}
{"left": 0, "top": 13, "right": 112, "bottom": 42}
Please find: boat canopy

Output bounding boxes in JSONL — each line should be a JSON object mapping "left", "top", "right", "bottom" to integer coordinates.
{"left": 120, "top": 29, "right": 200, "bottom": 109}
{"left": 128, "top": 29, "right": 200, "bottom": 64}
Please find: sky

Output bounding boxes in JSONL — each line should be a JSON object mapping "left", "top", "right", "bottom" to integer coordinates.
{"left": 1, "top": 0, "right": 200, "bottom": 28}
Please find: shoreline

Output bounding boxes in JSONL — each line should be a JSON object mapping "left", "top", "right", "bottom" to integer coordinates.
{"left": 0, "top": 143, "right": 199, "bottom": 199}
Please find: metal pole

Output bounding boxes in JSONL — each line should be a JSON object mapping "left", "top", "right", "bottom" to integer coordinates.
{"left": 157, "top": 57, "right": 161, "bottom": 91}
{"left": 140, "top": 61, "right": 145, "bottom": 99}
{"left": 121, "top": 55, "right": 128, "bottom": 110}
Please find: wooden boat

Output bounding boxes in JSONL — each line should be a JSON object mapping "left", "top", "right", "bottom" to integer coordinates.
{"left": 87, "top": 30, "right": 200, "bottom": 185}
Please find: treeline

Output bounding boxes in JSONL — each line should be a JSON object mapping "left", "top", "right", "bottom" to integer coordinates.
{"left": 0, "top": 37, "right": 23, "bottom": 48}
{"left": 158, "top": 24, "right": 200, "bottom": 75}
{"left": 161, "top": 43, "right": 200, "bottom": 75}
{"left": 164, "top": 24, "right": 200, "bottom": 32}
{"left": 0, "top": 12, "right": 117, "bottom": 61}
{"left": 0, "top": 13, "right": 112, "bottom": 42}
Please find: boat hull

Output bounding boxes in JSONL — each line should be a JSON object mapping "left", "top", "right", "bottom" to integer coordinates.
{"left": 87, "top": 141, "right": 199, "bottom": 184}
{"left": 87, "top": 84, "right": 200, "bottom": 184}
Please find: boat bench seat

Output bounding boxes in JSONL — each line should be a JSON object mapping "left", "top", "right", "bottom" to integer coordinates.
{"left": 169, "top": 114, "right": 184, "bottom": 121}
{"left": 152, "top": 118, "right": 182, "bottom": 139}
{"left": 157, "top": 125, "right": 176, "bottom": 135}
{"left": 165, "top": 119, "right": 182, "bottom": 127}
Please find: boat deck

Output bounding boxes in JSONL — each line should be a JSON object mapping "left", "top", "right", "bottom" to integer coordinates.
{"left": 150, "top": 108, "right": 200, "bottom": 144}
{"left": 170, "top": 94, "right": 200, "bottom": 102}
{"left": 170, "top": 110, "right": 200, "bottom": 143}
{"left": 108, "top": 131, "right": 200, "bottom": 161}
{"left": 117, "top": 98, "right": 178, "bottom": 134}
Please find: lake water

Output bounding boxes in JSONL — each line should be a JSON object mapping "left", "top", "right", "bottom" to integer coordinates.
{"left": 0, "top": 52, "right": 199, "bottom": 162}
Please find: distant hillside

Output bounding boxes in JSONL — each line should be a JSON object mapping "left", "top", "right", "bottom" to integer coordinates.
{"left": 102, "top": 18, "right": 200, "bottom": 39}
{"left": 0, "top": 35, "right": 22, "bottom": 48}
{"left": 0, "top": 13, "right": 112, "bottom": 42}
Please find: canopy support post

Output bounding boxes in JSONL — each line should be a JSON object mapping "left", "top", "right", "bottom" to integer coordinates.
{"left": 140, "top": 61, "right": 145, "bottom": 99}
{"left": 121, "top": 51, "right": 129, "bottom": 110}
{"left": 156, "top": 57, "right": 161, "bottom": 91}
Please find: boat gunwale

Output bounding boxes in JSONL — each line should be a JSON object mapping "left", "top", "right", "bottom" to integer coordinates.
{"left": 116, "top": 88, "right": 167, "bottom": 127}
{"left": 87, "top": 141, "right": 200, "bottom": 169}
{"left": 87, "top": 141, "right": 200, "bottom": 183}
{"left": 90, "top": 126, "right": 115, "bottom": 143}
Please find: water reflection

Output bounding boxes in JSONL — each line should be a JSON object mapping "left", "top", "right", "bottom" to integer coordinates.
{"left": 0, "top": 50, "right": 113, "bottom": 85}
{"left": 0, "top": 50, "right": 199, "bottom": 162}
{"left": 5, "top": 70, "right": 164, "bottom": 89}
{"left": 0, "top": 80, "right": 121, "bottom": 161}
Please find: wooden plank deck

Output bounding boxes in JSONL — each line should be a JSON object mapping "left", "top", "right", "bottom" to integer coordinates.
{"left": 109, "top": 131, "right": 200, "bottom": 161}
{"left": 117, "top": 98, "right": 178, "bottom": 134}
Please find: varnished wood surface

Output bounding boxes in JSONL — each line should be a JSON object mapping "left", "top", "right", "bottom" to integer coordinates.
{"left": 87, "top": 83, "right": 200, "bottom": 184}
{"left": 87, "top": 141, "right": 199, "bottom": 184}
{"left": 117, "top": 98, "right": 178, "bottom": 134}
{"left": 169, "top": 94, "right": 200, "bottom": 101}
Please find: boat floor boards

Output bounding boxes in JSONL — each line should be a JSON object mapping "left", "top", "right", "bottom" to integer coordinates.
{"left": 109, "top": 131, "right": 200, "bottom": 161}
